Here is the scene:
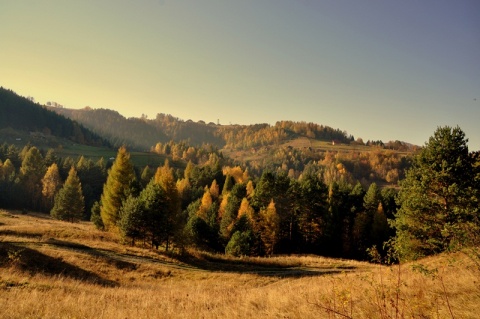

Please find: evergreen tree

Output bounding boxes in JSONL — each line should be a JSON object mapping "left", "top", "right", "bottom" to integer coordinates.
{"left": 139, "top": 180, "right": 168, "bottom": 249}
{"left": 100, "top": 146, "right": 135, "bottom": 230}
{"left": 51, "top": 167, "right": 84, "bottom": 222}
{"left": 44, "top": 149, "right": 58, "bottom": 167}
{"left": 363, "top": 183, "right": 381, "bottom": 213}
{"left": 393, "top": 126, "right": 480, "bottom": 260}
{"left": 118, "top": 195, "right": 144, "bottom": 245}
{"left": 222, "top": 174, "right": 234, "bottom": 194}
{"left": 20, "top": 146, "right": 45, "bottom": 210}
{"left": 90, "top": 201, "right": 104, "bottom": 230}
{"left": 140, "top": 165, "right": 154, "bottom": 187}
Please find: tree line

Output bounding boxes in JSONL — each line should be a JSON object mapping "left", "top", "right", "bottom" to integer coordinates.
{"left": 1, "top": 126, "right": 478, "bottom": 262}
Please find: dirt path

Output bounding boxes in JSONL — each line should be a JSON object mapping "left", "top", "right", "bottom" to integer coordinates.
{"left": 6, "top": 239, "right": 353, "bottom": 278}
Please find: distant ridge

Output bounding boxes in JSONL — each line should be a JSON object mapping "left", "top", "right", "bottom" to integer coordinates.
{"left": 48, "top": 106, "right": 356, "bottom": 152}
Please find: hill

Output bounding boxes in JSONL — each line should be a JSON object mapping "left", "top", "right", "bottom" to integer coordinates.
{"left": 47, "top": 105, "right": 368, "bottom": 152}
{"left": 0, "top": 87, "right": 109, "bottom": 148}
{"left": 47, "top": 107, "right": 169, "bottom": 151}
{"left": 1, "top": 209, "right": 478, "bottom": 318}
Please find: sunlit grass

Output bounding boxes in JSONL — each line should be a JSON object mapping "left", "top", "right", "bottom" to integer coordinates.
{"left": 1, "top": 210, "right": 479, "bottom": 318}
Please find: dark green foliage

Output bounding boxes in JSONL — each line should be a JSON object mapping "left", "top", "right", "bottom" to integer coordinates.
{"left": 0, "top": 87, "right": 108, "bottom": 147}
{"left": 140, "top": 165, "right": 154, "bottom": 187}
{"left": 393, "top": 126, "right": 480, "bottom": 260}
{"left": 76, "top": 156, "right": 107, "bottom": 220}
{"left": 137, "top": 181, "right": 168, "bottom": 248}
{"left": 225, "top": 230, "right": 255, "bottom": 257}
{"left": 118, "top": 195, "right": 144, "bottom": 245}
{"left": 51, "top": 167, "right": 85, "bottom": 222}
{"left": 363, "top": 183, "right": 381, "bottom": 213}
{"left": 19, "top": 146, "right": 45, "bottom": 211}
{"left": 251, "top": 171, "right": 275, "bottom": 210}
{"left": 90, "top": 201, "right": 104, "bottom": 230}
{"left": 220, "top": 183, "right": 246, "bottom": 239}
{"left": 185, "top": 215, "right": 220, "bottom": 251}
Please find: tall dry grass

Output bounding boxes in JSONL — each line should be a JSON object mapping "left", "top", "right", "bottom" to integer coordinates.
{"left": 1, "top": 210, "right": 479, "bottom": 318}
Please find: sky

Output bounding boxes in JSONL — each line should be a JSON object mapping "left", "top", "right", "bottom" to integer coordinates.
{"left": 1, "top": 0, "right": 479, "bottom": 150}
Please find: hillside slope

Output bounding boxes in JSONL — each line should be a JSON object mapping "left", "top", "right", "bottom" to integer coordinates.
{"left": 48, "top": 107, "right": 168, "bottom": 151}
{"left": 0, "top": 87, "right": 109, "bottom": 148}
{"left": 47, "top": 105, "right": 357, "bottom": 151}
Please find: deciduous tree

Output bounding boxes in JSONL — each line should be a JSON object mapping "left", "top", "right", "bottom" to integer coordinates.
{"left": 100, "top": 146, "right": 135, "bottom": 230}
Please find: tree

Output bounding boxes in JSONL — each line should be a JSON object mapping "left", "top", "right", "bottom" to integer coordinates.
{"left": 393, "top": 126, "right": 480, "bottom": 260}
{"left": 138, "top": 180, "right": 168, "bottom": 249}
{"left": 363, "top": 183, "right": 381, "bottom": 214}
{"left": 51, "top": 167, "right": 85, "bottom": 222}
{"left": 259, "top": 200, "right": 280, "bottom": 255}
{"left": 118, "top": 195, "right": 144, "bottom": 245}
{"left": 140, "top": 165, "right": 154, "bottom": 187}
{"left": 90, "top": 201, "right": 104, "bottom": 230}
{"left": 41, "top": 163, "right": 62, "bottom": 212}
{"left": 225, "top": 230, "right": 254, "bottom": 257}
{"left": 100, "top": 146, "right": 135, "bottom": 230}
{"left": 198, "top": 188, "right": 213, "bottom": 220}
{"left": 20, "top": 146, "right": 45, "bottom": 210}
{"left": 154, "top": 160, "right": 181, "bottom": 250}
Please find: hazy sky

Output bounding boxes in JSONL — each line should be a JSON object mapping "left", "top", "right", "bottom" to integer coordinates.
{"left": 1, "top": 1, "right": 479, "bottom": 149}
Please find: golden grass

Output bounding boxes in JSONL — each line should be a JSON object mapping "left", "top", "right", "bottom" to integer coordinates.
{"left": 1, "top": 210, "right": 479, "bottom": 318}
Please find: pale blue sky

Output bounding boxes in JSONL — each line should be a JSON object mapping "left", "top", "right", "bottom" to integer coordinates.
{"left": 1, "top": 1, "right": 479, "bottom": 149}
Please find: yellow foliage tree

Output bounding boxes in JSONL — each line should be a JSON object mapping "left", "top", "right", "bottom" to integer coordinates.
{"left": 41, "top": 163, "right": 62, "bottom": 211}
{"left": 259, "top": 200, "right": 280, "bottom": 255}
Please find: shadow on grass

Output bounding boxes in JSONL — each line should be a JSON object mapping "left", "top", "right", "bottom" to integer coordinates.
{"left": 0, "top": 229, "right": 44, "bottom": 239}
{"left": 0, "top": 242, "right": 119, "bottom": 287}
{"left": 42, "top": 238, "right": 138, "bottom": 271}
{"left": 175, "top": 252, "right": 354, "bottom": 278}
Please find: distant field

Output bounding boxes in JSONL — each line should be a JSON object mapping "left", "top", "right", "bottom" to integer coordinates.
{"left": 223, "top": 137, "right": 413, "bottom": 163}
{"left": 0, "top": 128, "right": 183, "bottom": 169}
{"left": 57, "top": 143, "right": 177, "bottom": 168}
{"left": 1, "top": 210, "right": 478, "bottom": 319}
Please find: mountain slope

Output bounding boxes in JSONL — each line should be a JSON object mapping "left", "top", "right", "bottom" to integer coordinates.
{"left": 48, "top": 107, "right": 168, "bottom": 151}
{"left": 0, "top": 87, "right": 109, "bottom": 147}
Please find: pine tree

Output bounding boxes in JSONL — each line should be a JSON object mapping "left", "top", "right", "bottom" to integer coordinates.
{"left": 140, "top": 165, "right": 154, "bottom": 187}
{"left": 363, "top": 183, "right": 381, "bottom": 213}
{"left": 118, "top": 195, "right": 144, "bottom": 245}
{"left": 20, "top": 146, "right": 45, "bottom": 210}
{"left": 100, "top": 146, "right": 135, "bottom": 230}
{"left": 393, "top": 126, "right": 480, "bottom": 260}
{"left": 51, "top": 167, "right": 84, "bottom": 222}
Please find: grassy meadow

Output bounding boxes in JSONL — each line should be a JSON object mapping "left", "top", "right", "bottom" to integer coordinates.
{"left": 0, "top": 210, "right": 479, "bottom": 319}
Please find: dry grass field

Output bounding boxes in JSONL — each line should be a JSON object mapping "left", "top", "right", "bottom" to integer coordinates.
{"left": 0, "top": 210, "right": 479, "bottom": 318}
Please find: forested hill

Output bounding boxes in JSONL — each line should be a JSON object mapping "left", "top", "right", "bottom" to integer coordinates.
{"left": 0, "top": 87, "right": 109, "bottom": 147}
{"left": 48, "top": 105, "right": 353, "bottom": 151}
{"left": 48, "top": 107, "right": 169, "bottom": 151}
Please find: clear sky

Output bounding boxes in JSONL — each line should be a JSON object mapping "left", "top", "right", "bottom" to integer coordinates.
{"left": 1, "top": 1, "right": 479, "bottom": 150}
